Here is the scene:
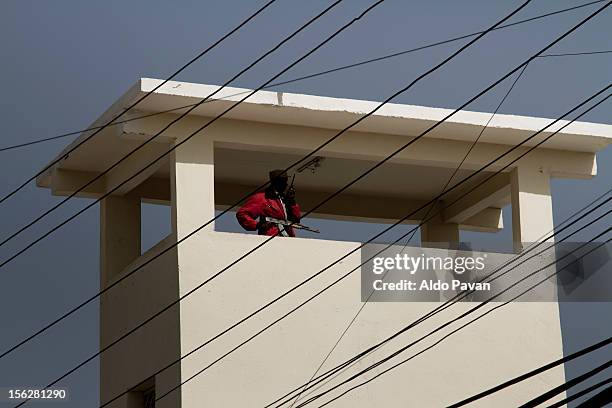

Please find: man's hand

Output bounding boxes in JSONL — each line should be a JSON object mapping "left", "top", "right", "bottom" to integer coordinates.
{"left": 285, "top": 186, "right": 296, "bottom": 204}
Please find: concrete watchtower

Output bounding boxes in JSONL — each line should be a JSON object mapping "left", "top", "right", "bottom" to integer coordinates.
{"left": 37, "top": 79, "right": 611, "bottom": 407}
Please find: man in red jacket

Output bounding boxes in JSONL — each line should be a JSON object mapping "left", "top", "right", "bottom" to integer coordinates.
{"left": 236, "top": 169, "right": 301, "bottom": 237}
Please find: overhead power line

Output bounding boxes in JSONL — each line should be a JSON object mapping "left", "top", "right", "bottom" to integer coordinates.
{"left": 10, "top": 2, "right": 544, "bottom": 406}
{"left": 0, "top": 0, "right": 607, "bottom": 155}
{"left": 163, "top": 194, "right": 612, "bottom": 408}
{"left": 288, "top": 56, "right": 530, "bottom": 408}
{"left": 7, "top": 7, "right": 608, "bottom": 406}
{"left": 268, "top": 187, "right": 611, "bottom": 407}
{"left": 105, "top": 178, "right": 612, "bottom": 407}
{"left": 315, "top": 245, "right": 611, "bottom": 408}
{"left": 264, "top": 83, "right": 611, "bottom": 406}
{"left": 0, "top": 0, "right": 391, "bottom": 362}
{"left": 11, "top": 1, "right": 391, "bottom": 407}
{"left": 540, "top": 49, "right": 612, "bottom": 57}
{"left": 10, "top": 6, "right": 612, "bottom": 408}
{"left": 547, "top": 377, "right": 612, "bottom": 408}
{"left": 2, "top": 1, "right": 608, "bottom": 406}
{"left": 18, "top": 71, "right": 612, "bottom": 408}
{"left": 2, "top": 0, "right": 609, "bottom": 258}
{"left": 151, "top": 91, "right": 612, "bottom": 403}
{"left": 285, "top": 196, "right": 612, "bottom": 406}
{"left": 283, "top": 233, "right": 611, "bottom": 407}
{"left": 0, "top": 0, "right": 279, "bottom": 204}
{"left": 108, "top": 74, "right": 610, "bottom": 408}
{"left": 0, "top": 0, "right": 539, "bottom": 362}
{"left": 448, "top": 339, "right": 612, "bottom": 406}
{"left": 136, "top": 6, "right": 612, "bottom": 404}
{"left": 0, "top": 0, "right": 555, "bottom": 257}
{"left": 518, "top": 361, "right": 612, "bottom": 408}
{"left": 0, "top": 0, "right": 348, "bottom": 254}
{"left": 292, "top": 232, "right": 611, "bottom": 407}
{"left": 575, "top": 383, "right": 612, "bottom": 407}
{"left": 0, "top": 52, "right": 607, "bottom": 155}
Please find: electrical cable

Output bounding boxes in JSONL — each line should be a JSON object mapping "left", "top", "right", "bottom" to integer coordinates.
{"left": 539, "top": 49, "right": 612, "bottom": 57}
{"left": 111, "top": 193, "right": 612, "bottom": 408}
{"left": 266, "top": 87, "right": 612, "bottom": 406}
{"left": 109, "top": 85, "right": 610, "bottom": 408}
{"left": 575, "top": 383, "right": 612, "bottom": 407}
{"left": 67, "top": 4, "right": 558, "bottom": 408}
{"left": 5, "top": 3, "right": 612, "bottom": 408}
{"left": 3, "top": 2, "right": 608, "bottom": 254}
{"left": 115, "top": 88, "right": 612, "bottom": 408}
{"left": 0, "top": 0, "right": 388, "bottom": 361}
{"left": 3, "top": 0, "right": 609, "bottom": 263}
{"left": 453, "top": 345, "right": 611, "bottom": 407}
{"left": 519, "top": 361, "right": 611, "bottom": 408}
{"left": 11, "top": 6, "right": 607, "bottom": 406}
{"left": 0, "top": 0, "right": 540, "bottom": 362}
{"left": 291, "top": 235, "right": 612, "bottom": 407}
{"left": 0, "top": 1, "right": 606, "bottom": 155}
{"left": 0, "top": 0, "right": 280, "bottom": 204}
{"left": 546, "top": 377, "right": 612, "bottom": 408}
{"left": 0, "top": 0, "right": 347, "bottom": 252}
{"left": 0, "top": 0, "right": 536, "bottom": 264}
{"left": 181, "top": 201, "right": 612, "bottom": 408}
{"left": 287, "top": 196, "right": 611, "bottom": 405}
{"left": 13, "top": 21, "right": 612, "bottom": 408}
{"left": 295, "top": 231, "right": 611, "bottom": 407}
{"left": 269, "top": 189, "right": 611, "bottom": 407}
{"left": 17, "top": 2, "right": 563, "bottom": 406}
{"left": 12, "top": 1, "right": 400, "bottom": 406}
{"left": 286, "top": 60, "right": 531, "bottom": 408}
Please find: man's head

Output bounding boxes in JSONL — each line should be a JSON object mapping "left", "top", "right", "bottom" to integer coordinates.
{"left": 269, "top": 169, "right": 289, "bottom": 193}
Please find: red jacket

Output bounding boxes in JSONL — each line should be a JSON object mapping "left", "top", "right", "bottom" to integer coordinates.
{"left": 236, "top": 188, "right": 301, "bottom": 237}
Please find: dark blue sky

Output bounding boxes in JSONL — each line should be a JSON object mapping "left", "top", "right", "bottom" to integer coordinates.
{"left": 0, "top": 1, "right": 610, "bottom": 406}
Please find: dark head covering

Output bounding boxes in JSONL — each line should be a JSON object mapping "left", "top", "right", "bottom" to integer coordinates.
{"left": 269, "top": 169, "right": 288, "bottom": 181}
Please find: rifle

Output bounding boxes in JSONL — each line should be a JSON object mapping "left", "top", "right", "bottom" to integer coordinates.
{"left": 286, "top": 173, "right": 296, "bottom": 198}
{"left": 264, "top": 216, "right": 320, "bottom": 233}
{"left": 272, "top": 169, "right": 319, "bottom": 234}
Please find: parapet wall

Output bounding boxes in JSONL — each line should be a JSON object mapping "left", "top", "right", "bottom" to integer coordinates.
{"left": 173, "top": 231, "right": 566, "bottom": 407}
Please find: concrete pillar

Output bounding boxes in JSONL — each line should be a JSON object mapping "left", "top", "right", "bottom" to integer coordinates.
{"left": 421, "top": 212, "right": 460, "bottom": 246}
{"left": 171, "top": 137, "right": 215, "bottom": 240}
{"left": 510, "top": 165, "right": 554, "bottom": 253}
{"left": 100, "top": 195, "right": 141, "bottom": 286}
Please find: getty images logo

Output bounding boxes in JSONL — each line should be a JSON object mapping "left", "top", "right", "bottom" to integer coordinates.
{"left": 372, "top": 253, "right": 487, "bottom": 275}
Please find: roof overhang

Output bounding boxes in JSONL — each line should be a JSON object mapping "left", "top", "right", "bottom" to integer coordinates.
{"left": 37, "top": 77, "right": 611, "bottom": 189}
{"left": 128, "top": 78, "right": 612, "bottom": 152}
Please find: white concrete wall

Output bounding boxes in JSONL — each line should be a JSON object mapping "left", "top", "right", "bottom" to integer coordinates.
{"left": 173, "top": 230, "right": 565, "bottom": 407}
{"left": 50, "top": 83, "right": 608, "bottom": 407}
{"left": 159, "top": 118, "right": 566, "bottom": 406}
